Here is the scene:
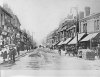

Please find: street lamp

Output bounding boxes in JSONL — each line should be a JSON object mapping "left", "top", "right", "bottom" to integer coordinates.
{"left": 70, "top": 7, "right": 79, "bottom": 53}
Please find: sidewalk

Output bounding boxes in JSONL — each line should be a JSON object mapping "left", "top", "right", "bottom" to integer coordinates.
{"left": 0, "top": 50, "right": 33, "bottom": 65}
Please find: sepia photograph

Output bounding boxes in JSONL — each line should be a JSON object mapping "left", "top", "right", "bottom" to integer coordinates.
{"left": 0, "top": 0, "right": 100, "bottom": 76}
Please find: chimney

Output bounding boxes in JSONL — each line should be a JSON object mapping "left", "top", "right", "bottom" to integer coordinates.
{"left": 85, "top": 6, "right": 90, "bottom": 16}
{"left": 79, "top": 11, "right": 84, "bottom": 19}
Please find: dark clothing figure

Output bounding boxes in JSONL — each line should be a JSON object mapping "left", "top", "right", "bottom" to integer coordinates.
{"left": 58, "top": 49, "right": 61, "bottom": 56}
{"left": 17, "top": 47, "right": 20, "bottom": 56}
{"left": 9, "top": 48, "right": 16, "bottom": 62}
{"left": 8, "top": 50, "right": 13, "bottom": 60}
{"left": 12, "top": 48, "right": 16, "bottom": 62}
{"left": 65, "top": 50, "right": 67, "bottom": 56}
{"left": 3, "top": 51, "right": 7, "bottom": 61}
{"left": 97, "top": 46, "right": 100, "bottom": 58}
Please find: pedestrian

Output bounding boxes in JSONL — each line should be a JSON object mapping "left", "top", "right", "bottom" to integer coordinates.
{"left": 9, "top": 47, "right": 13, "bottom": 61}
{"left": 2, "top": 51, "right": 7, "bottom": 62}
{"left": 17, "top": 46, "right": 20, "bottom": 56}
{"left": 11, "top": 47, "right": 17, "bottom": 63}
{"left": 97, "top": 44, "right": 100, "bottom": 59}
{"left": 65, "top": 46, "right": 67, "bottom": 56}
{"left": 58, "top": 48, "right": 61, "bottom": 56}
{"left": 9, "top": 46, "right": 16, "bottom": 63}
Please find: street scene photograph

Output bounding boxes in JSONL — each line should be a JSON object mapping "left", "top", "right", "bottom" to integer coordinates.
{"left": 0, "top": 0, "right": 100, "bottom": 72}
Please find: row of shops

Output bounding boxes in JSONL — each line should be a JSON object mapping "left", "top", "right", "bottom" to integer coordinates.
{"left": 0, "top": 6, "right": 34, "bottom": 52}
{"left": 52, "top": 32, "right": 100, "bottom": 59}
{"left": 57, "top": 32, "right": 99, "bottom": 50}
{"left": 46, "top": 7, "right": 100, "bottom": 59}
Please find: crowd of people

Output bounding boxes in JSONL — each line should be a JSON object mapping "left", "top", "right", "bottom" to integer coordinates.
{"left": 0, "top": 44, "right": 20, "bottom": 63}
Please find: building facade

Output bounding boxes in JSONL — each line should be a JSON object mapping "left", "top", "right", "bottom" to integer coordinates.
{"left": 79, "top": 13, "right": 100, "bottom": 34}
{"left": 0, "top": 6, "right": 34, "bottom": 51}
{"left": 46, "top": 6, "right": 100, "bottom": 50}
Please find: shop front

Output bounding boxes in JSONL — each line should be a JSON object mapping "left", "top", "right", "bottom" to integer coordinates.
{"left": 78, "top": 32, "right": 100, "bottom": 60}
{"left": 67, "top": 33, "right": 86, "bottom": 56}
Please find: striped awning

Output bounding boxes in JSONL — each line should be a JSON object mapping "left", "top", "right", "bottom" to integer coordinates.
{"left": 81, "top": 33, "right": 98, "bottom": 42}
{"left": 68, "top": 33, "right": 85, "bottom": 44}
{"left": 58, "top": 41, "right": 64, "bottom": 45}
{"left": 63, "top": 38, "right": 72, "bottom": 44}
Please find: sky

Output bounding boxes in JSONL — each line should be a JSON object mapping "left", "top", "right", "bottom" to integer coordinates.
{"left": 0, "top": 0, "right": 100, "bottom": 44}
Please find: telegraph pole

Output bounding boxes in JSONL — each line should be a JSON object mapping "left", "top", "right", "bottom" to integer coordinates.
{"left": 76, "top": 7, "right": 79, "bottom": 54}
{"left": 71, "top": 7, "right": 79, "bottom": 54}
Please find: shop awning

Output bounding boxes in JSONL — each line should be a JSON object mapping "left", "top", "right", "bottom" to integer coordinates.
{"left": 81, "top": 33, "right": 98, "bottom": 42}
{"left": 58, "top": 41, "right": 64, "bottom": 45}
{"left": 68, "top": 33, "right": 85, "bottom": 44}
{"left": 63, "top": 38, "right": 72, "bottom": 44}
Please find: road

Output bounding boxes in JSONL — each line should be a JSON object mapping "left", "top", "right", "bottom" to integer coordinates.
{"left": 1, "top": 48, "right": 100, "bottom": 70}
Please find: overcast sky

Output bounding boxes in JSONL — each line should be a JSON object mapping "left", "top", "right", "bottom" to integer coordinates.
{"left": 0, "top": 0, "right": 100, "bottom": 44}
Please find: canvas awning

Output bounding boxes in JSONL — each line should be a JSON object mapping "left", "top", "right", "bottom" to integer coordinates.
{"left": 68, "top": 33, "right": 85, "bottom": 44}
{"left": 63, "top": 38, "right": 72, "bottom": 44}
{"left": 81, "top": 32, "right": 98, "bottom": 42}
{"left": 58, "top": 41, "right": 64, "bottom": 45}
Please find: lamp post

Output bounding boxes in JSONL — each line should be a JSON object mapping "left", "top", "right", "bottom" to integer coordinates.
{"left": 70, "top": 7, "right": 79, "bottom": 54}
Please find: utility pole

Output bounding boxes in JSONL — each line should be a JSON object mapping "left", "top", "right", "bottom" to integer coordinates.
{"left": 76, "top": 7, "right": 79, "bottom": 54}
{"left": 71, "top": 7, "right": 79, "bottom": 54}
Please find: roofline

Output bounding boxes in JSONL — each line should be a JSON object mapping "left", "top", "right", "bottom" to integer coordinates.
{"left": 79, "top": 12, "right": 100, "bottom": 21}
{"left": 0, "top": 6, "right": 12, "bottom": 18}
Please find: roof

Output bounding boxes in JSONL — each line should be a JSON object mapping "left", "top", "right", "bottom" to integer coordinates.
{"left": 0, "top": 6, "right": 12, "bottom": 18}
{"left": 79, "top": 12, "right": 100, "bottom": 22}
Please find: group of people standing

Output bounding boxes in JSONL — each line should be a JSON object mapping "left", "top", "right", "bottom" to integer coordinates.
{"left": 57, "top": 44, "right": 100, "bottom": 60}
{"left": 0, "top": 45, "right": 20, "bottom": 63}
{"left": 57, "top": 45, "right": 77, "bottom": 56}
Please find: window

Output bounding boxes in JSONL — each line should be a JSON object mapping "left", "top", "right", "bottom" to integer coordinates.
{"left": 79, "top": 22, "right": 81, "bottom": 33}
{"left": 83, "top": 24, "right": 85, "bottom": 32}
{"left": 83, "top": 23, "right": 87, "bottom": 33}
{"left": 94, "top": 20, "right": 96, "bottom": 31}
{"left": 97, "top": 20, "right": 99, "bottom": 30}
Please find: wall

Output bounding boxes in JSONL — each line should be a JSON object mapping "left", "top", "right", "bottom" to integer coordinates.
{"left": 87, "top": 19, "right": 94, "bottom": 33}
